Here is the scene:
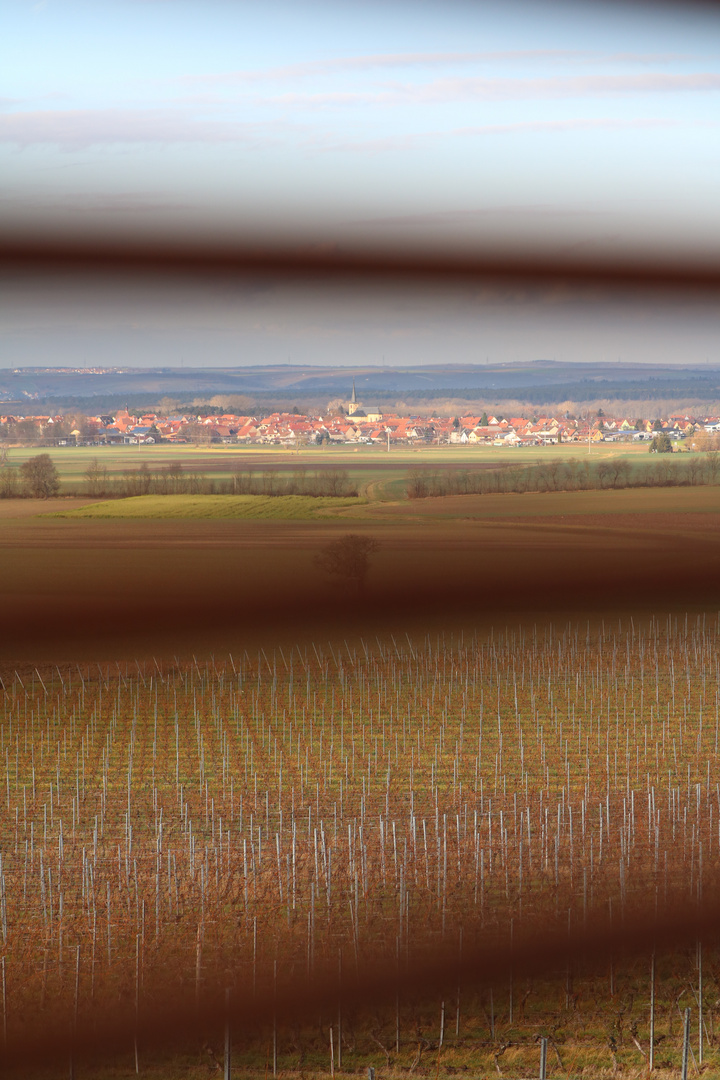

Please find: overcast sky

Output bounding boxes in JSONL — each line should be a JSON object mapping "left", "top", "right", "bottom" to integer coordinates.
{"left": 2, "top": 0, "right": 720, "bottom": 369}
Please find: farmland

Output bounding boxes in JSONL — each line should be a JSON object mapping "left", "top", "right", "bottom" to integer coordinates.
{"left": 2, "top": 467, "right": 720, "bottom": 1077}
{"left": 2, "top": 484, "right": 720, "bottom": 663}
{"left": 1, "top": 619, "right": 720, "bottom": 1078}
{"left": 54, "top": 495, "right": 364, "bottom": 520}
{"left": 0, "top": 441, "right": 706, "bottom": 503}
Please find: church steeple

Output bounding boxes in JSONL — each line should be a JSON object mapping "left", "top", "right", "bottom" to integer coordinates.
{"left": 347, "top": 379, "right": 361, "bottom": 416}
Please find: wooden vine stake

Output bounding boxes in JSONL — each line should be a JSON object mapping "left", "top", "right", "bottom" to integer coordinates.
{"left": 1, "top": 956, "right": 6, "bottom": 1051}
{"left": 272, "top": 959, "right": 278, "bottom": 1079}
{"left": 649, "top": 950, "right": 655, "bottom": 1072}
{"left": 224, "top": 988, "right": 232, "bottom": 1080}
{"left": 134, "top": 933, "right": 140, "bottom": 1075}
{"left": 698, "top": 941, "right": 703, "bottom": 1067}
{"left": 681, "top": 1008, "right": 691, "bottom": 1080}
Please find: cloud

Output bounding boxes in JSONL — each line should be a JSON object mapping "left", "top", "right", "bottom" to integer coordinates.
{"left": 0, "top": 109, "right": 295, "bottom": 148}
{"left": 178, "top": 50, "right": 697, "bottom": 86}
{"left": 453, "top": 115, "right": 694, "bottom": 134}
{"left": 411, "top": 72, "right": 720, "bottom": 104}
{"left": 350, "top": 203, "right": 609, "bottom": 228}
{"left": 269, "top": 91, "right": 385, "bottom": 108}
{"left": 316, "top": 116, "right": 701, "bottom": 154}
{"left": 262, "top": 72, "right": 720, "bottom": 109}
{"left": 180, "top": 51, "right": 588, "bottom": 84}
{"left": 0, "top": 98, "right": 713, "bottom": 152}
{"left": 12, "top": 191, "right": 196, "bottom": 214}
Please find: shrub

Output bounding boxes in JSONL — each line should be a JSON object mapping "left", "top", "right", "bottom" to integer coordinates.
{"left": 19, "top": 454, "right": 60, "bottom": 498}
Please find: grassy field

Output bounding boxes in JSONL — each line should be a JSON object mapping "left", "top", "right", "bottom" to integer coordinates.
{"left": 47, "top": 483, "right": 720, "bottom": 524}
{"left": 53, "top": 494, "right": 364, "bottom": 519}
{"left": 1, "top": 440, "right": 694, "bottom": 502}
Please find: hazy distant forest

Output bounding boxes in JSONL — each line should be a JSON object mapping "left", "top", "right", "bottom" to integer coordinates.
{"left": 3, "top": 362, "right": 720, "bottom": 419}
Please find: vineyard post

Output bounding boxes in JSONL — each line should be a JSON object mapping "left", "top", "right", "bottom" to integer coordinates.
{"left": 107, "top": 880, "right": 111, "bottom": 967}
{"left": 456, "top": 927, "right": 462, "bottom": 1037}
{"left": 564, "top": 911, "right": 572, "bottom": 1012}
{"left": 395, "top": 937, "right": 400, "bottom": 1055}
{"left": 1, "top": 955, "right": 6, "bottom": 1050}
{"left": 698, "top": 941, "right": 703, "bottom": 1066}
{"left": 337, "top": 949, "right": 343, "bottom": 1070}
{"left": 509, "top": 918, "right": 514, "bottom": 1024}
{"left": 330, "top": 1026, "right": 335, "bottom": 1080}
{"left": 134, "top": 933, "right": 140, "bottom": 1074}
{"left": 195, "top": 923, "right": 203, "bottom": 1009}
{"left": 272, "top": 958, "right": 278, "bottom": 1078}
{"left": 439, "top": 1000, "right": 445, "bottom": 1049}
{"left": 613, "top": 894, "right": 617, "bottom": 993}
{"left": 539, "top": 1036, "right": 548, "bottom": 1080}
{"left": 41, "top": 950, "right": 48, "bottom": 1011}
{"left": 74, "top": 942, "right": 80, "bottom": 1028}
{"left": 253, "top": 917, "right": 257, "bottom": 996}
{"left": 141, "top": 899, "right": 145, "bottom": 987}
{"left": 224, "top": 987, "right": 231, "bottom": 1080}
{"left": 649, "top": 950, "right": 655, "bottom": 1072}
{"left": 682, "top": 1008, "right": 691, "bottom": 1080}
{"left": 68, "top": 943, "right": 79, "bottom": 1080}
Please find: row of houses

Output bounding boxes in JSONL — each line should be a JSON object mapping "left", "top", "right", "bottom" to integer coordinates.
{"left": 447, "top": 414, "right": 703, "bottom": 447}
{"left": 1, "top": 402, "right": 718, "bottom": 447}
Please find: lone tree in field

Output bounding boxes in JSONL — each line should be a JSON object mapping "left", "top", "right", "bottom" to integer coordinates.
{"left": 649, "top": 432, "right": 672, "bottom": 454}
{"left": 20, "top": 454, "right": 60, "bottom": 498}
{"left": 314, "top": 534, "right": 379, "bottom": 597}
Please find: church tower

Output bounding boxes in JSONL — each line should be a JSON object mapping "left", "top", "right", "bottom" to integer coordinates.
{"left": 345, "top": 379, "right": 382, "bottom": 423}
{"left": 347, "top": 379, "right": 361, "bottom": 416}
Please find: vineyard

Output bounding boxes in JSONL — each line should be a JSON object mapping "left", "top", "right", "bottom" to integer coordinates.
{"left": 2, "top": 616, "right": 720, "bottom": 1077}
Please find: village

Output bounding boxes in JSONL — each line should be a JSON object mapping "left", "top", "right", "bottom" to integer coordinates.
{"left": 1, "top": 384, "right": 719, "bottom": 448}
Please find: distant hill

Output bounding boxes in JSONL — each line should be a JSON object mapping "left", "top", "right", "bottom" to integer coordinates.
{"left": 2, "top": 362, "right": 720, "bottom": 413}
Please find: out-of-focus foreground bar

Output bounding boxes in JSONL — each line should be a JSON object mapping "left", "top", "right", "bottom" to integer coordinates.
{"left": 2, "top": 233, "right": 720, "bottom": 292}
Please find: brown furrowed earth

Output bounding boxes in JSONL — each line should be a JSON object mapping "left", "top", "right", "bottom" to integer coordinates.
{"left": 2, "top": 485, "right": 720, "bottom": 1080}
{"left": 1, "top": 487, "right": 719, "bottom": 662}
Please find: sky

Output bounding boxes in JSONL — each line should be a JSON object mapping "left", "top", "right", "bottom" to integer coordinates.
{"left": 2, "top": 0, "right": 720, "bottom": 369}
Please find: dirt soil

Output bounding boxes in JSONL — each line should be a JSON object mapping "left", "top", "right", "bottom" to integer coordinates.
{"left": 1, "top": 490, "right": 719, "bottom": 661}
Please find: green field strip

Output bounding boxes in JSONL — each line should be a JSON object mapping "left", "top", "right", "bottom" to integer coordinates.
{"left": 49, "top": 494, "right": 366, "bottom": 520}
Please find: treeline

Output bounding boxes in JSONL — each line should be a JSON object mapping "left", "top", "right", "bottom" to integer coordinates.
{"left": 0, "top": 460, "right": 358, "bottom": 499}
{"left": 406, "top": 454, "right": 720, "bottom": 498}
{"left": 100, "top": 464, "right": 357, "bottom": 498}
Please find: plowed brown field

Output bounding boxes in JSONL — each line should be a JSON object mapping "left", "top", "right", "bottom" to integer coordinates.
{"left": 1, "top": 488, "right": 719, "bottom": 661}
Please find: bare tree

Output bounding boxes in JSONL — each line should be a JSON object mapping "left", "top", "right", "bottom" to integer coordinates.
{"left": 314, "top": 534, "right": 380, "bottom": 597}
{"left": 706, "top": 449, "right": 720, "bottom": 484}
{"left": 608, "top": 458, "right": 631, "bottom": 488}
{"left": 19, "top": 454, "right": 60, "bottom": 499}
{"left": 84, "top": 457, "right": 108, "bottom": 497}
